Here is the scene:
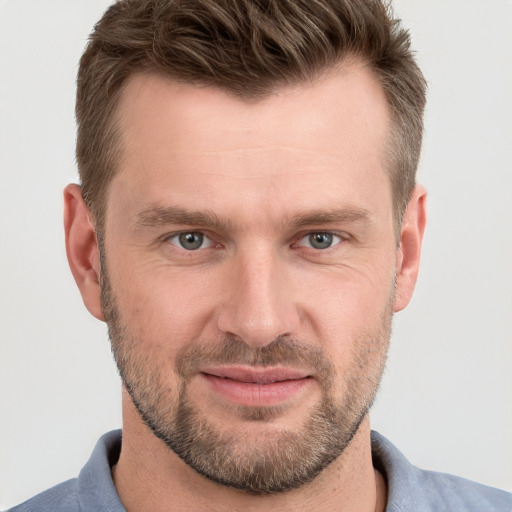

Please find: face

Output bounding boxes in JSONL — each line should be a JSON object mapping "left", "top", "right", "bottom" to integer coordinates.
{"left": 97, "top": 66, "right": 403, "bottom": 494}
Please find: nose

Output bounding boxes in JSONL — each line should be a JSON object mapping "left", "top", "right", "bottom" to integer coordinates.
{"left": 216, "top": 247, "right": 300, "bottom": 348}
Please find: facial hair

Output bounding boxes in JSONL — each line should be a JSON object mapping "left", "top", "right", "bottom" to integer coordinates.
{"left": 100, "top": 258, "right": 393, "bottom": 495}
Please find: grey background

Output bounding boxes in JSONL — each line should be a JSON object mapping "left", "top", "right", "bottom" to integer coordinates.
{"left": 1, "top": 0, "right": 511, "bottom": 508}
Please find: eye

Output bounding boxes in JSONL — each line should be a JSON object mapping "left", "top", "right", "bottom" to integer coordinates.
{"left": 297, "top": 232, "right": 343, "bottom": 250}
{"left": 168, "top": 232, "right": 212, "bottom": 251}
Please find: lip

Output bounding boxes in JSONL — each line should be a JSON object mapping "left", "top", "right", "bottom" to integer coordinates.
{"left": 199, "top": 366, "right": 313, "bottom": 406}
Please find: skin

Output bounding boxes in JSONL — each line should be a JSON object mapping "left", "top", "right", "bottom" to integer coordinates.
{"left": 64, "top": 62, "right": 426, "bottom": 511}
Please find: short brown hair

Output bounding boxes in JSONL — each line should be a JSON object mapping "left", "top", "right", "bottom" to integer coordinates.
{"left": 76, "top": 0, "right": 427, "bottom": 231}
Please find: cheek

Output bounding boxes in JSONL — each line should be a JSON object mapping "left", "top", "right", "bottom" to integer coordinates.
{"left": 110, "top": 262, "right": 221, "bottom": 352}
{"left": 295, "top": 263, "right": 394, "bottom": 387}
{"left": 297, "top": 262, "right": 395, "bottom": 337}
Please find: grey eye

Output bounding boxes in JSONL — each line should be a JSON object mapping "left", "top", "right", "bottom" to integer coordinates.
{"left": 308, "top": 233, "right": 334, "bottom": 249}
{"left": 296, "top": 232, "right": 342, "bottom": 250}
{"left": 177, "top": 232, "right": 205, "bottom": 250}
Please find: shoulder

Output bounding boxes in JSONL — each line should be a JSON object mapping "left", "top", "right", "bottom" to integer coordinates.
{"left": 7, "top": 430, "right": 124, "bottom": 512}
{"left": 371, "top": 431, "right": 512, "bottom": 512}
{"left": 417, "top": 469, "right": 512, "bottom": 511}
{"left": 7, "top": 479, "right": 79, "bottom": 512}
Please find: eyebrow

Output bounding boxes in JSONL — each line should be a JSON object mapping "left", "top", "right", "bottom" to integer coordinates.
{"left": 134, "top": 205, "right": 372, "bottom": 232}
{"left": 289, "top": 208, "right": 372, "bottom": 230}
{"left": 134, "top": 206, "right": 235, "bottom": 232}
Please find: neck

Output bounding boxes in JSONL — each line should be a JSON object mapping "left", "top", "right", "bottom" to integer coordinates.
{"left": 113, "top": 392, "right": 387, "bottom": 512}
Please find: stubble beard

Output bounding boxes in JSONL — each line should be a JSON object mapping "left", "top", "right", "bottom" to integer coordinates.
{"left": 100, "top": 263, "right": 393, "bottom": 495}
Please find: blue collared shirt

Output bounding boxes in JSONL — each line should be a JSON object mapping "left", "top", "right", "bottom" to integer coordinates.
{"left": 8, "top": 430, "right": 512, "bottom": 511}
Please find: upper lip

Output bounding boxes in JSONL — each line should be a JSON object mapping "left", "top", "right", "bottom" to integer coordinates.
{"left": 200, "top": 366, "right": 311, "bottom": 384}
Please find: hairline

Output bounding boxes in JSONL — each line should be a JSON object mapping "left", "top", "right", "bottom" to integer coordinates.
{"left": 91, "top": 62, "right": 409, "bottom": 241}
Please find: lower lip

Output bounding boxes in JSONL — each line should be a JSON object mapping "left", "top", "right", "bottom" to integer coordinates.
{"left": 201, "top": 373, "right": 311, "bottom": 406}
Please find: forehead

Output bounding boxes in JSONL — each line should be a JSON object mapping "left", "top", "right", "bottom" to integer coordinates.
{"left": 108, "top": 64, "right": 392, "bottom": 228}
{"left": 116, "top": 64, "right": 389, "bottom": 152}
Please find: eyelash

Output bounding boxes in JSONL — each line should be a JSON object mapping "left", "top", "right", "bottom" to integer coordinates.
{"left": 162, "top": 230, "right": 348, "bottom": 252}
{"left": 164, "top": 231, "right": 217, "bottom": 251}
{"left": 294, "top": 232, "right": 344, "bottom": 250}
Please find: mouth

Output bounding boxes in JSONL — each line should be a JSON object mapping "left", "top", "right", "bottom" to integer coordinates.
{"left": 199, "top": 366, "right": 313, "bottom": 407}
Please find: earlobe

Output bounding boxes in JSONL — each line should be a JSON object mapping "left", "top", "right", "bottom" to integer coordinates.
{"left": 394, "top": 185, "right": 427, "bottom": 312}
{"left": 64, "top": 184, "right": 104, "bottom": 321}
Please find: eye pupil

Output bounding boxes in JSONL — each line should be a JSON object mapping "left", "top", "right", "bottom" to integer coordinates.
{"left": 178, "top": 232, "right": 203, "bottom": 250}
{"left": 309, "top": 233, "right": 333, "bottom": 249}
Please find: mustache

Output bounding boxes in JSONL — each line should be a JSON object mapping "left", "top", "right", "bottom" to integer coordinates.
{"left": 175, "top": 335, "right": 334, "bottom": 384}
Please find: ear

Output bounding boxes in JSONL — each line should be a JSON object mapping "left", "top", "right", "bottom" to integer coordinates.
{"left": 394, "top": 185, "right": 427, "bottom": 313}
{"left": 64, "top": 184, "right": 104, "bottom": 321}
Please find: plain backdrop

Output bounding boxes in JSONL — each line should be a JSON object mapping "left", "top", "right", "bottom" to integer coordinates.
{"left": 0, "top": 0, "right": 511, "bottom": 508}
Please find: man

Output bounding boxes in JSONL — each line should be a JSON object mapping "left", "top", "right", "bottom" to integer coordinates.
{"left": 8, "top": 0, "right": 511, "bottom": 510}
